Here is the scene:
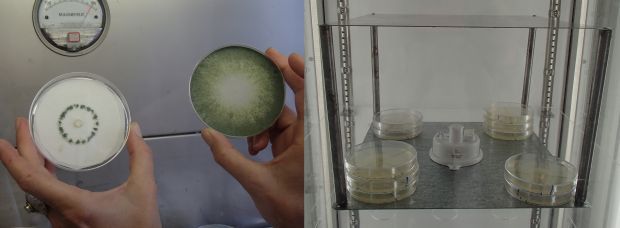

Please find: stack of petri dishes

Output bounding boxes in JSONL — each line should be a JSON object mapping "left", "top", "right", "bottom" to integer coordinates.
{"left": 484, "top": 102, "right": 533, "bottom": 140}
{"left": 373, "top": 109, "right": 423, "bottom": 140}
{"left": 346, "top": 140, "right": 419, "bottom": 204}
{"left": 504, "top": 152, "right": 577, "bottom": 206}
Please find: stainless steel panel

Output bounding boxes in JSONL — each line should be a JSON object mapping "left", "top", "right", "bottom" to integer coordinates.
{"left": 0, "top": 0, "right": 304, "bottom": 143}
{"left": 1, "top": 134, "right": 273, "bottom": 227}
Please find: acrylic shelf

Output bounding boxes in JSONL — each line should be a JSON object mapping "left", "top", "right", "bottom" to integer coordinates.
{"left": 336, "top": 122, "right": 589, "bottom": 210}
{"left": 324, "top": 14, "right": 605, "bottom": 29}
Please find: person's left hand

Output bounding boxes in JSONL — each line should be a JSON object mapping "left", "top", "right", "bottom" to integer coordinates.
{"left": 0, "top": 118, "right": 161, "bottom": 227}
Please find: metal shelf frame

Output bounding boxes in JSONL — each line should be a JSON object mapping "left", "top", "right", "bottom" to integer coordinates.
{"left": 319, "top": 0, "right": 613, "bottom": 227}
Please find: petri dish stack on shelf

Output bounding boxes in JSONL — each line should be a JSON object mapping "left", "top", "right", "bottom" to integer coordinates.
{"left": 345, "top": 140, "right": 419, "bottom": 204}
{"left": 504, "top": 152, "right": 577, "bottom": 206}
{"left": 373, "top": 109, "right": 423, "bottom": 140}
{"left": 484, "top": 102, "right": 533, "bottom": 140}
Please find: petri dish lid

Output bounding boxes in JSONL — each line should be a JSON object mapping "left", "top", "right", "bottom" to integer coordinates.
{"left": 190, "top": 45, "right": 285, "bottom": 137}
{"left": 373, "top": 109, "right": 423, "bottom": 129}
{"left": 504, "top": 152, "right": 577, "bottom": 195}
{"left": 346, "top": 140, "right": 418, "bottom": 179}
{"left": 485, "top": 102, "right": 533, "bottom": 124}
{"left": 29, "top": 73, "right": 131, "bottom": 171}
{"left": 505, "top": 179, "right": 575, "bottom": 206}
{"left": 482, "top": 122, "right": 533, "bottom": 134}
{"left": 349, "top": 183, "right": 417, "bottom": 204}
{"left": 347, "top": 164, "right": 419, "bottom": 194}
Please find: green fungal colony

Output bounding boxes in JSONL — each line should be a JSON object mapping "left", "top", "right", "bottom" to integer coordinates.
{"left": 58, "top": 104, "right": 100, "bottom": 145}
{"left": 190, "top": 46, "right": 285, "bottom": 136}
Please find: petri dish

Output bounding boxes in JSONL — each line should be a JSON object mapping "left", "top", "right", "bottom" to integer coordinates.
{"left": 346, "top": 140, "right": 418, "bottom": 179}
{"left": 29, "top": 73, "right": 130, "bottom": 171}
{"left": 350, "top": 182, "right": 417, "bottom": 204}
{"left": 190, "top": 45, "right": 285, "bottom": 137}
{"left": 483, "top": 120, "right": 533, "bottom": 132}
{"left": 347, "top": 163, "right": 419, "bottom": 194}
{"left": 483, "top": 126, "right": 532, "bottom": 141}
{"left": 505, "top": 180, "right": 574, "bottom": 206}
{"left": 485, "top": 102, "right": 533, "bottom": 124}
{"left": 504, "top": 152, "right": 577, "bottom": 205}
{"left": 373, "top": 109, "right": 423, "bottom": 140}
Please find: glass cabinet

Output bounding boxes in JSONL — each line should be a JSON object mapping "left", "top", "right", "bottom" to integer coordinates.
{"left": 306, "top": 0, "right": 620, "bottom": 227}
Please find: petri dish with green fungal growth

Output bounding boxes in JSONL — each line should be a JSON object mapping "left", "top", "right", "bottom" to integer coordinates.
{"left": 29, "top": 72, "right": 131, "bottom": 171}
{"left": 190, "top": 46, "right": 285, "bottom": 137}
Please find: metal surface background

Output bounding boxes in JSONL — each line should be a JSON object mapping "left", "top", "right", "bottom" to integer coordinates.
{"left": 0, "top": 0, "right": 304, "bottom": 143}
{"left": 0, "top": 0, "right": 303, "bottom": 227}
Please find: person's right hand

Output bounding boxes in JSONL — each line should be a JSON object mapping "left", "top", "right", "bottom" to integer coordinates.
{"left": 201, "top": 48, "right": 304, "bottom": 228}
{"left": 0, "top": 118, "right": 161, "bottom": 227}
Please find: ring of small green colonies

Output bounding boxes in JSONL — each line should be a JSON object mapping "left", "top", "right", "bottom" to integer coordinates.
{"left": 191, "top": 46, "right": 285, "bottom": 137}
{"left": 58, "top": 104, "right": 99, "bottom": 145}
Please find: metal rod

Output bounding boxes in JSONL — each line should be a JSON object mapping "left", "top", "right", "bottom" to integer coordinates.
{"left": 538, "top": 0, "right": 563, "bottom": 146}
{"left": 320, "top": 25, "right": 348, "bottom": 208}
{"left": 371, "top": 26, "right": 380, "bottom": 114}
{"left": 575, "top": 29, "right": 612, "bottom": 206}
{"left": 522, "top": 28, "right": 536, "bottom": 106}
{"left": 350, "top": 210, "right": 360, "bottom": 228}
{"left": 531, "top": 209, "right": 542, "bottom": 228}
{"left": 533, "top": 1, "right": 562, "bottom": 227}
{"left": 337, "top": 0, "right": 354, "bottom": 151}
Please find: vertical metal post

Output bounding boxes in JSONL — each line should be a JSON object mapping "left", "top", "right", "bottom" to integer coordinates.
{"left": 350, "top": 210, "right": 360, "bottom": 228}
{"left": 539, "top": 0, "right": 563, "bottom": 146}
{"left": 321, "top": 25, "right": 348, "bottom": 208}
{"left": 522, "top": 28, "right": 536, "bottom": 106}
{"left": 534, "top": 0, "right": 563, "bottom": 227}
{"left": 575, "top": 29, "right": 612, "bottom": 206}
{"left": 337, "top": 0, "right": 354, "bottom": 152}
{"left": 371, "top": 26, "right": 381, "bottom": 114}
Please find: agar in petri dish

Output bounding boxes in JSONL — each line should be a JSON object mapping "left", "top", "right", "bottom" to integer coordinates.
{"left": 504, "top": 152, "right": 577, "bottom": 206}
{"left": 372, "top": 109, "right": 423, "bottom": 140}
{"left": 190, "top": 45, "right": 285, "bottom": 137}
{"left": 346, "top": 140, "right": 418, "bottom": 179}
{"left": 484, "top": 102, "right": 534, "bottom": 141}
{"left": 29, "top": 72, "right": 130, "bottom": 171}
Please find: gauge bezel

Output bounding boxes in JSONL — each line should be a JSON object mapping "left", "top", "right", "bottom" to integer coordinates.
{"left": 32, "top": 0, "right": 111, "bottom": 57}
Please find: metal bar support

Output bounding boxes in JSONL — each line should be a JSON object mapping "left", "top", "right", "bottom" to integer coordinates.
{"left": 522, "top": 28, "right": 536, "bottom": 106}
{"left": 575, "top": 29, "right": 612, "bottom": 206}
{"left": 371, "top": 26, "right": 380, "bottom": 114}
{"left": 320, "top": 25, "right": 348, "bottom": 208}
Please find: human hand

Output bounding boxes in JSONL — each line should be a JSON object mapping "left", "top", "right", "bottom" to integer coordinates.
{"left": 201, "top": 48, "right": 304, "bottom": 228}
{"left": 0, "top": 118, "right": 161, "bottom": 228}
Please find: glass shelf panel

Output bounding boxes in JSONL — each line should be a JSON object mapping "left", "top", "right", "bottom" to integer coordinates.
{"left": 324, "top": 14, "right": 605, "bottom": 29}
{"left": 336, "top": 122, "right": 589, "bottom": 210}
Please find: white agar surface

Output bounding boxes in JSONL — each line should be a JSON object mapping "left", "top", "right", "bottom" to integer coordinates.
{"left": 31, "top": 75, "right": 129, "bottom": 171}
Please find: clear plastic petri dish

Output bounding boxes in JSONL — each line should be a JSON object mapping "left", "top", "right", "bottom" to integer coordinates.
{"left": 504, "top": 152, "right": 577, "bottom": 205}
{"left": 372, "top": 109, "right": 423, "bottom": 140}
{"left": 483, "top": 119, "right": 533, "bottom": 132}
{"left": 346, "top": 140, "right": 418, "bottom": 179}
{"left": 189, "top": 45, "right": 285, "bottom": 137}
{"left": 485, "top": 102, "right": 533, "bottom": 125}
{"left": 484, "top": 127, "right": 532, "bottom": 141}
{"left": 350, "top": 182, "right": 417, "bottom": 204}
{"left": 505, "top": 179, "right": 575, "bottom": 206}
{"left": 347, "top": 163, "right": 419, "bottom": 194}
{"left": 29, "top": 72, "right": 131, "bottom": 171}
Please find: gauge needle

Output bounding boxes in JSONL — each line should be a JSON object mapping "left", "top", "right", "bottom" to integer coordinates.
{"left": 81, "top": 4, "right": 93, "bottom": 26}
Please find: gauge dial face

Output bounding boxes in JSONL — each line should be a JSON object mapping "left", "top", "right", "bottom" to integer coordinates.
{"left": 33, "top": 0, "right": 109, "bottom": 56}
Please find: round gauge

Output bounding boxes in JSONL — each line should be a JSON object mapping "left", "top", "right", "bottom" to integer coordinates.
{"left": 33, "top": 0, "right": 110, "bottom": 56}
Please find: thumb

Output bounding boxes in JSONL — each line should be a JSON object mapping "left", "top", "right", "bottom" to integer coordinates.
{"left": 201, "top": 128, "right": 263, "bottom": 183}
{"left": 126, "top": 122, "right": 156, "bottom": 184}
